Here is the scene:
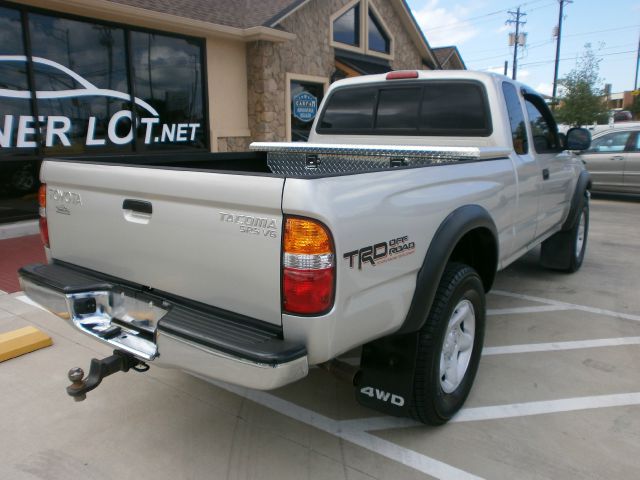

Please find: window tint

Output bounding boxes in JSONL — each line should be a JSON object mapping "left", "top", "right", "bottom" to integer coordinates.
{"left": 318, "top": 82, "right": 490, "bottom": 136}
{"left": 130, "top": 32, "right": 206, "bottom": 150}
{"left": 0, "top": 61, "right": 29, "bottom": 90}
{"left": 319, "top": 86, "right": 375, "bottom": 130}
{"left": 29, "top": 14, "right": 132, "bottom": 154}
{"left": 525, "top": 97, "right": 559, "bottom": 153}
{"left": 589, "top": 131, "right": 632, "bottom": 153}
{"left": 290, "top": 80, "right": 324, "bottom": 141}
{"left": 368, "top": 10, "right": 390, "bottom": 54}
{"left": 502, "top": 82, "right": 528, "bottom": 154}
{"left": 0, "top": 6, "right": 34, "bottom": 158}
{"left": 0, "top": 6, "right": 24, "bottom": 56}
{"left": 333, "top": 5, "right": 360, "bottom": 47}
{"left": 420, "top": 83, "right": 489, "bottom": 133}
{"left": 32, "top": 62, "right": 83, "bottom": 91}
{"left": 376, "top": 88, "right": 420, "bottom": 130}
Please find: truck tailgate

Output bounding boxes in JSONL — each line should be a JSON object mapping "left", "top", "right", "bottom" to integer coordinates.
{"left": 41, "top": 160, "right": 284, "bottom": 326}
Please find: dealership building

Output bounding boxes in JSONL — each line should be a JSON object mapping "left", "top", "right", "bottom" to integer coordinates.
{"left": 0, "top": 0, "right": 460, "bottom": 224}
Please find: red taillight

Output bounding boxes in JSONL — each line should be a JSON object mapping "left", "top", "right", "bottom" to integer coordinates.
{"left": 38, "top": 184, "right": 49, "bottom": 247}
{"left": 282, "top": 217, "right": 335, "bottom": 315}
{"left": 386, "top": 70, "right": 419, "bottom": 80}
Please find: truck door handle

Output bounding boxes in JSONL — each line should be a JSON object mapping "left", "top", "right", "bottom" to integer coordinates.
{"left": 122, "top": 199, "right": 152, "bottom": 215}
{"left": 542, "top": 168, "right": 550, "bottom": 180}
{"left": 611, "top": 156, "right": 625, "bottom": 161}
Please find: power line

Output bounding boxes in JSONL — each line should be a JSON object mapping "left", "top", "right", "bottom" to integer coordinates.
{"left": 419, "top": 0, "right": 548, "bottom": 33}
{"left": 520, "top": 49, "right": 636, "bottom": 67}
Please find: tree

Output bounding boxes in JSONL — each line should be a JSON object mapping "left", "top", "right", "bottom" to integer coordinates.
{"left": 554, "top": 44, "right": 609, "bottom": 127}
{"left": 629, "top": 93, "right": 640, "bottom": 120}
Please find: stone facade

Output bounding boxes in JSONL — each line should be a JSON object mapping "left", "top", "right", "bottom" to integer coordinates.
{"left": 234, "top": 0, "right": 429, "bottom": 148}
{"left": 217, "top": 136, "right": 252, "bottom": 152}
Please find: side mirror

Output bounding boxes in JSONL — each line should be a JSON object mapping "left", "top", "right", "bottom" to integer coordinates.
{"left": 566, "top": 127, "right": 591, "bottom": 151}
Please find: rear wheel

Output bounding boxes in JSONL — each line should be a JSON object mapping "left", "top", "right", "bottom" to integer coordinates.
{"left": 409, "top": 263, "right": 485, "bottom": 425}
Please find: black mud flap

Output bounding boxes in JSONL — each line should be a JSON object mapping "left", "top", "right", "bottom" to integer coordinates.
{"left": 354, "top": 332, "right": 419, "bottom": 417}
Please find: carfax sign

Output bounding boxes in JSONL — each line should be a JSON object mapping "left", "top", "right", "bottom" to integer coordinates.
{"left": 292, "top": 91, "right": 318, "bottom": 122}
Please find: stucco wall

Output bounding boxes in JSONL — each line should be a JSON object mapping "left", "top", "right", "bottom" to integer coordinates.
{"left": 244, "top": 0, "right": 428, "bottom": 144}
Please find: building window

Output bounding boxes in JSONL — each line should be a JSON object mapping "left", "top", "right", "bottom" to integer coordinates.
{"left": 288, "top": 77, "right": 326, "bottom": 141}
{"left": 130, "top": 32, "right": 206, "bottom": 150}
{"left": 368, "top": 9, "right": 390, "bottom": 54}
{"left": 330, "top": 1, "right": 393, "bottom": 59}
{"left": 0, "top": 3, "right": 208, "bottom": 224}
{"left": 332, "top": 4, "right": 360, "bottom": 47}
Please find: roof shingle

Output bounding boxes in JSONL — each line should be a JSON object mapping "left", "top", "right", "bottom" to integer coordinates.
{"left": 107, "top": 0, "right": 304, "bottom": 28}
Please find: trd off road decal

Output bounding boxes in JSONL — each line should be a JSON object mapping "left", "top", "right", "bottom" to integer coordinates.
{"left": 343, "top": 235, "right": 416, "bottom": 269}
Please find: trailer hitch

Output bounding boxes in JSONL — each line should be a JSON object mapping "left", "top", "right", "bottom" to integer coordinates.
{"left": 66, "top": 350, "right": 149, "bottom": 401}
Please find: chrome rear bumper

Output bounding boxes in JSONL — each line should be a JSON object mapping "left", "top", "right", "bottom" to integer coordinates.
{"left": 19, "top": 263, "right": 308, "bottom": 390}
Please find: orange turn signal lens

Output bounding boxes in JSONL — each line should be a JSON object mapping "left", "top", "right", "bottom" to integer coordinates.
{"left": 284, "top": 218, "right": 332, "bottom": 255}
{"left": 38, "top": 184, "right": 47, "bottom": 209}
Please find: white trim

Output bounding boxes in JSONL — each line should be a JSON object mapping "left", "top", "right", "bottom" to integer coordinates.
{"left": 285, "top": 73, "right": 329, "bottom": 142}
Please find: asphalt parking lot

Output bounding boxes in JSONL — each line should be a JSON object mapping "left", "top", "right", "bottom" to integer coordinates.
{"left": 1, "top": 196, "right": 639, "bottom": 480}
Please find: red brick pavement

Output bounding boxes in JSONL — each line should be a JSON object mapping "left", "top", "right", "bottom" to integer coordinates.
{"left": 0, "top": 235, "right": 46, "bottom": 293}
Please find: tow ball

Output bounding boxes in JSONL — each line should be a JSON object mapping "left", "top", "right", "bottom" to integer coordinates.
{"left": 66, "top": 350, "right": 149, "bottom": 401}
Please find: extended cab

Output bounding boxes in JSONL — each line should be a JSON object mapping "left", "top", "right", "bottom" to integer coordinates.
{"left": 19, "top": 71, "right": 591, "bottom": 425}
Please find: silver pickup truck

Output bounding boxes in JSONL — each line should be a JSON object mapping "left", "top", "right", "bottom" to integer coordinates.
{"left": 19, "top": 70, "right": 592, "bottom": 425}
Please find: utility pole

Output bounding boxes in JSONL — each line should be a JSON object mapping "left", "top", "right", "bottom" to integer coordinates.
{"left": 506, "top": 7, "right": 527, "bottom": 80}
{"left": 552, "top": 0, "right": 572, "bottom": 109}
{"left": 634, "top": 31, "right": 639, "bottom": 90}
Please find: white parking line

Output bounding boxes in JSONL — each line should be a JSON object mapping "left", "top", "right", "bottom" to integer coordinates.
{"left": 210, "top": 379, "right": 483, "bottom": 480}
{"left": 452, "top": 392, "right": 640, "bottom": 423}
{"left": 483, "top": 336, "right": 640, "bottom": 355}
{"left": 340, "top": 392, "right": 640, "bottom": 432}
{"left": 487, "top": 305, "right": 573, "bottom": 316}
{"left": 492, "top": 290, "right": 640, "bottom": 323}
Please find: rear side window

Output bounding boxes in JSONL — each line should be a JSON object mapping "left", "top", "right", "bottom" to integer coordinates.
{"left": 375, "top": 87, "right": 421, "bottom": 130}
{"left": 317, "top": 81, "right": 491, "bottom": 136}
{"left": 319, "top": 87, "right": 376, "bottom": 130}
{"left": 420, "top": 83, "right": 488, "bottom": 134}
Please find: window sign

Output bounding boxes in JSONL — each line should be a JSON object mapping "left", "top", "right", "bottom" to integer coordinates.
{"left": 0, "top": 4, "right": 208, "bottom": 224}
{"left": 290, "top": 80, "right": 324, "bottom": 142}
{"left": 0, "top": 8, "right": 207, "bottom": 155}
{"left": 292, "top": 91, "right": 317, "bottom": 122}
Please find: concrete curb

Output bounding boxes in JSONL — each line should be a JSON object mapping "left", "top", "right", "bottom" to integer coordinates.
{"left": 0, "top": 220, "right": 39, "bottom": 240}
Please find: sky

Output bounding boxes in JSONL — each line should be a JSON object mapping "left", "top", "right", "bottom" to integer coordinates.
{"left": 407, "top": 0, "right": 640, "bottom": 96}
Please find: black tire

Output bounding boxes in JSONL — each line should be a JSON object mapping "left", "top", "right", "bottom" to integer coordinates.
{"left": 409, "top": 262, "right": 485, "bottom": 425}
{"left": 540, "top": 193, "right": 589, "bottom": 273}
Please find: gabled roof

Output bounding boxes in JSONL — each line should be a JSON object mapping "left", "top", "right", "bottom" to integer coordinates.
{"left": 432, "top": 46, "right": 466, "bottom": 70}
{"left": 108, "top": 0, "right": 305, "bottom": 28}
{"left": 102, "top": 0, "right": 439, "bottom": 67}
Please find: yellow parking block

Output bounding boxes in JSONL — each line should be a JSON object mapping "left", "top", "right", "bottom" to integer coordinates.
{"left": 0, "top": 326, "right": 53, "bottom": 362}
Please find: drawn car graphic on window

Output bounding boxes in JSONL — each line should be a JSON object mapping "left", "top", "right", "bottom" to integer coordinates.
{"left": 0, "top": 55, "right": 159, "bottom": 117}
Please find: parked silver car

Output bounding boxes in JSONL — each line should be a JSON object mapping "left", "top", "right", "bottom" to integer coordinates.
{"left": 579, "top": 127, "right": 639, "bottom": 193}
